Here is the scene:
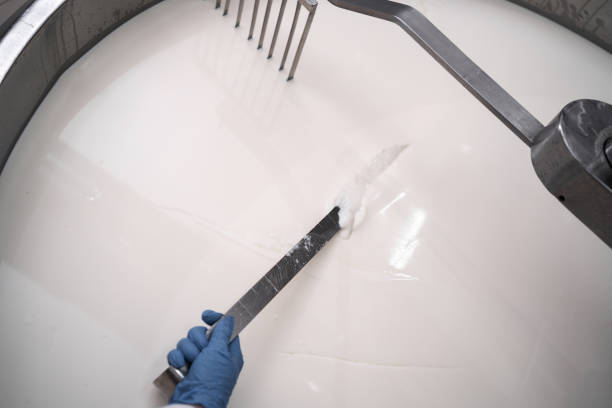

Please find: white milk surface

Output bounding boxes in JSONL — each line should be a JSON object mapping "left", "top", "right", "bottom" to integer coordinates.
{"left": 1, "top": 0, "right": 612, "bottom": 406}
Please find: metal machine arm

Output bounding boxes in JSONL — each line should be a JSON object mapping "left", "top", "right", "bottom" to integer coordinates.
{"left": 329, "top": 0, "right": 545, "bottom": 146}
{"left": 329, "top": 0, "right": 612, "bottom": 248}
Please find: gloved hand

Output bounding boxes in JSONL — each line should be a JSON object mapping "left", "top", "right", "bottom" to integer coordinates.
{"left": 167, "top": 310, "right": 244, "bottom": 408}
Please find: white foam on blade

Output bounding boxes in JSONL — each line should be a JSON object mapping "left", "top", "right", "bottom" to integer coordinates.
{"left": 334, "top": 144, "right": 408, "bottom": 236}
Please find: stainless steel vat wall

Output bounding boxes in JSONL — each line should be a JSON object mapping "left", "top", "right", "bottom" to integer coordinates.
{"left": 0, "top": 0, "right": 164, "bottom": 172}
{"left": 0, "top": 0, "right": 36, "bottom": 38}
{"left": 507, "top": 0, "right": 612, "bottom": 53}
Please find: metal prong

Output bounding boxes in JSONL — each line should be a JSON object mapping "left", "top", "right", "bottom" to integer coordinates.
{"left": 267, "top": 0, "right": 287, "bottom": 59}
{"left": 279, "top": 1, "right": 301, "bottom": 70}
{"left": 235, "top": 0, "right": 245, "bottom": 27}
{"left": 223, "top": 0, "right": 231, "bottom": 15}
{"left": 257, "top": 0, "right": 273, "bottom": 49}
{"left": 248, "top": 0, "right": 261, "bottom": 40}
{"left": 215, "top": 0, "right": 221, "bottom": 9}
{"left": 287, "top": 1, "right": 317, "bottom": 80}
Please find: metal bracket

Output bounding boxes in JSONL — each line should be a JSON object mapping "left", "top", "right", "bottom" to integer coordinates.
{"left": 532, "top": 100, "right": 612, "bottom": 246}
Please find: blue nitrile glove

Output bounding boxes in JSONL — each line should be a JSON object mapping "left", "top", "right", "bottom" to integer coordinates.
{"left": 167, "top": 310, "right": 244, "bottom": 408}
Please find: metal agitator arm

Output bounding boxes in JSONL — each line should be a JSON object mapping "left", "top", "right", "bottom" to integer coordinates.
{"left": 329, "top": 0, "right": 612, "bottom": 248}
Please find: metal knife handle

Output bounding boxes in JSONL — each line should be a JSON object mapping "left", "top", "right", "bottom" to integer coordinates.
{"left": 153, "top": 320, "right": 219, "bottom": 398}
{"left": 153, "top": 207, "right": 341, "bottom": 398}
{"left": 153, "top": 366, "right": 186, "bottom": 398}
